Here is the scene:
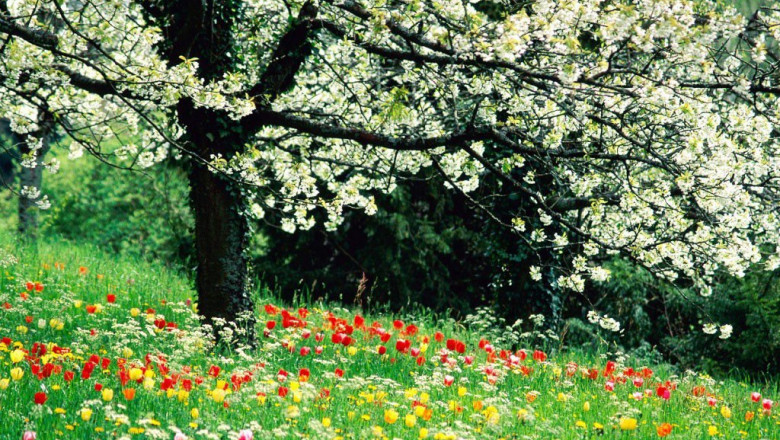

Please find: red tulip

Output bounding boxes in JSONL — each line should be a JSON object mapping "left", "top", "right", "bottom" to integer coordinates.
{"left": 33, "top": 392, "right": 47, "bottom": 405}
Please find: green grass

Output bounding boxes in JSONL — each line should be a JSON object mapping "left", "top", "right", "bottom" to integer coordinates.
{"left": 0, "top": 233, "right": 778, "bottom": 440}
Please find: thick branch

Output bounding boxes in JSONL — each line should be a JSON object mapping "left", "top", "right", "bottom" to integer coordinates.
{"left": 248, "top": 1, "right": 320, "bottom": 103}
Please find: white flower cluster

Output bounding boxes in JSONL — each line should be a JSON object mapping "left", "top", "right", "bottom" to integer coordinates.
{"left": 587, "top": 311, "right": 621, "bottom": 333}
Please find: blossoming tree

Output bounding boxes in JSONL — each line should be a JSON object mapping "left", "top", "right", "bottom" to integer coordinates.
{"left": 1, "top": 0, "right": 779, "bottom": 340}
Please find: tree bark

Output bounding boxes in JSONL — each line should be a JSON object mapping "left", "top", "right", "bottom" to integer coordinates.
{"left": 17, "top": 116, "right": 53, "bottom": 242}
{"left": 179, "top": 101, "right": 256, "bottom": 345}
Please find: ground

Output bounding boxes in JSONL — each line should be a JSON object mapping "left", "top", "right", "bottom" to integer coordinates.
{"left": 0, "top": 235, "right": 777, "bottom": 440}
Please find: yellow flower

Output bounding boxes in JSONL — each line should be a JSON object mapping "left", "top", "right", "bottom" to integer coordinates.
{"left": 10, "top": 367, "right": 23, "bottom": 380}
{"left": 54, "top": 408, "right": 66, "bottom": 415}
{"left": 286, "top": 405, "right": 300, "bottom": 418}
{"left": 10, "top": 349, "right": 24, "bottom": 363}
{"left": 122, "top": 347, "right": 134, "bottom": 358}
{"left": 190, "top": 408, "right": 199, "bottom": 419}
{"left": 583, "top": 401, "right": 590, "bottom": 412}
{"left": 372, "top": 426, "right": 383, "bottom": 437}
{"left": 130, "top": 308, "right": 140, "bottom": 317}
{"left": 576, "top": 420, "right": 587, "bottom": 429}
{"left": 80, "top": 408, "right": 93, "bottom": 421}
{"left": 211, "top": 388, "right": 226, "bottom": 403}
{"left": 102, "top": 389, "right": 114, "bottom": 401}
{"left": 457, "top": 387, "right": 467, "bottom": 397}
{"left": 619, "top": 418, "right": 638, "bottom": 431}
{"left": 708, "top": 426, "right": 719, "bottom": 436}
{"left": 384, "top": 409, "right": 399, "bottom": 424}
{"left": 128, "top": 427, "right": 145, "bottom": 434}
{"left": 594, "top": 422, "right": 604, "bottom": 430}
{"left": 177, "top": 390, "right": 189, "bottom": 402}
{"left": 405, "top": 414, "right": 417, "bottom": 428}
{"left": 721, "top": 406, "right": 732, "bottom": 419}
{"left": 347, "top": 347, "right": 358, "bottom": 356}
{"left": 128, "top": 368, "right": 143, "bottom": 381}
{"left": 322, "top": 417, "right": 331, "bottom": 428}
{"left": 0, "top": 378, "right": 9, "bottom": 389}
{"left": 419, "top": 428, "right": 429, "bottom": 439}
{"left": 414, "top": 405, "right": 426, "bottom": 418}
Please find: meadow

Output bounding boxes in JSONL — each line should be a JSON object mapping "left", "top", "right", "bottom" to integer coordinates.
{"left": 0, "top": 236, "right": 778, "bottom": 440}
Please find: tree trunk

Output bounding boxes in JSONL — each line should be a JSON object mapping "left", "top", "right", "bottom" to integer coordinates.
{"left": 17, "top": 120, "right": 52, "bottom": 242}
{"left": 180, "top": 101, "right": 256, "bottom": 345}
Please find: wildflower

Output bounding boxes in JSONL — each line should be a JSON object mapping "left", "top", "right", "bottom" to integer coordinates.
{"left": 721, "top": 406, "right": 731, "bottom": 419}
{"left": 405, "top": 414, "right": 416, "bottom": 427}
{"left": 10, "top": 367, "right": 23, "bottom": 380}
{"left": 23, "top": 432, "right": 36, "bottom": 440}
{"left": 322, "top": 417, "right": 331, "bottom": 428}
{"left": 191, "top": 408, "right": 199, "bottom": 419}
{"left": 575, "top": 420, "right": 587, "bottom": 429}
{"left": 123, "top": 388, "right": 136, "bottom": 400}
{"left": 745, "top": 411, "right": 754, "bottom": 421}
{"left": 419, "top": 428, "right": 429, "bottom": 439}
{"left": 33, "top": 392, "right": 47, "bottom": 405}
{"left": 583, "top": 401, "right": 590, "bottom": 411}
{"left": 0, "top": 379, "right": 8, "bottom": 389}
{"left": 10, "top": 349, "right": 24, "bottom": 363}
{"left": 212, "top": 388, "right": 226, "bottom": 403}
{"left": 384, "top": 409, "right": 399, "bottom": 424}
{"left": 80, "top": 409, "right": 92, "bottom": 421}
{"left": 619, "top": 418, "right": 638, "bottom": 431}
{"left": 708, "top": 426, "right": 718, "bottom": 436}
{"left": 238, "top": 430, "right": 253, "bottom": 440}
{"left": 657, "top": 423, "right": 673, "bottom": 437}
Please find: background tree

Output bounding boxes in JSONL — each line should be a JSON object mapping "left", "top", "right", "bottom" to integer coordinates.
{"left": 2, "top": 0, "right": 780, "bottom": 345}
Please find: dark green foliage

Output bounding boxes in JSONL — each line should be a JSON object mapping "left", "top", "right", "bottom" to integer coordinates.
{"left": 37, "top": 158, "right": 194, "bottom": 266}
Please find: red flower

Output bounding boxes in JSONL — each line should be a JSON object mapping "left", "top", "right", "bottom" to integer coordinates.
{"left": 434, "top": 331, "right": 444, "bottom": 342}
{"left": 278, "top": 386, "right": 289, "bottom": 397}
{"left": 395, "top": 339, "right": 411, "bottom": 353}
{"left": 751, "top": 392, "right": 761, "bottom": 402}
{"left": 106, "top": 294, "right": 116, "bottom": 303}
{"left": 334, "top": 368, "right": 344, "bottom": 378}
{"left": 378, "top": 346, "right": 387, "bottom": 355}
{"left": 266, "top": 321, "right": 276, "bottom": 330}
{"left": 33, "top": 392, "right": 47, "bottom": 405}
{"left": 393, "top": 320, "right": 404, "bottom": 330}
{"left": 26, "top": 282, "right": 34, "bottom": 291}
{"left": 64, "top": 371, "right": 75, "bottom": 382}
{"left": 86, "top": 305, "right": 97, "bottom": 314}
{"left": 208, "top": 365, "right": 221, "bottom": 378}
{"left": 532, "top": 350, "right": 547, "bottom": 362}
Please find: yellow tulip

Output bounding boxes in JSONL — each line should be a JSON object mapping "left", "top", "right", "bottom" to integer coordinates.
{"left": 101, "top": 389, "right": 114, "bottom": 401}
{"left": 10, "top": 349, "right": 24, "bottom": 363}
{"left": 619, "top": 418, "right": 638, "bottom": 431}
{"left": 80, "top": 409, "right": 93, "bottom": 421}
{"left": 405, "top": 414, "right": 417, "bottom": 427}
{"left": 384, "top": 409, "right": 399, "bottom": 424}
{"left": 10, "top": 367, "right": 23, "bottom": 380}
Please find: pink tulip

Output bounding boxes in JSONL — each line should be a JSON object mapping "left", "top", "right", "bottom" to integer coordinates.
{"left": 174, "top": 433, "right": 187, "bottom": 440}
{"left": 444, "top": 375, "right": 455, "bottom": 386}
{"left": 605, "top": 381, "right": 615, "bottom": 392}
{"left": 238, "top": 429, "right": 254, "bottom": 440}
{"left": 23, "top": 432, "right": 36, "bottom": 440}
{"left": 632, "top": 377, "right": 644, "bottom": 388}
{"left": 762, "top": 399, "right": 773, "bottom": 411}
{"left": 751, "top": 392, "right": 761, "bottom": 402}
{"left": 707, "top": 397, "right": 717, "bottom": 406}
{"left": 464, "top": 355, "right": 474, "bottom": 365}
